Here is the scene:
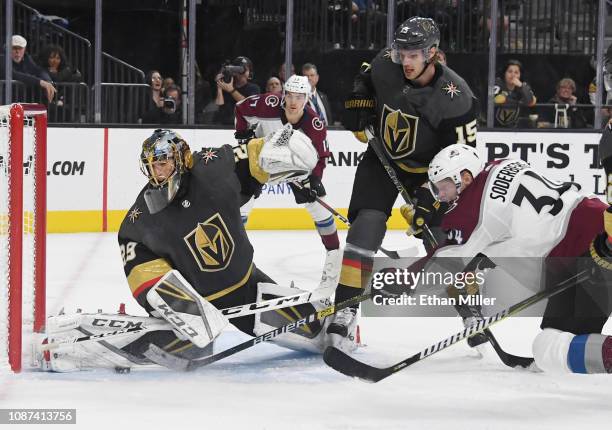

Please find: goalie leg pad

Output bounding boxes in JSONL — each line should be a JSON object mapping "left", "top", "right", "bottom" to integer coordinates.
{"left": 37, "top": 312, "right": 214, "bottom": 372}
{"left": 253, "top": 282, "right": 332, "bottom": 353}
{"left": 146, "top": 270, "right": 228, "bottom": 348}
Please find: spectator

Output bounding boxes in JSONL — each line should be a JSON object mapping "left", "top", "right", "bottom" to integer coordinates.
{"left": 265, "top": 76, "right": 282, "bottom": 94}
{"left": 141, "top": 84, "right": 182, "bottom": 125}
{"left": 214, "top": 56, "right": 260, "bottom": 125}
{"left": 543, "top": 78, "right": 588, "bottom": 128}
{"left": 0, "top": 35, "right": 56, "bottom": 103}
{"left": 37, "top": 44, "right": 81, "bottom": 83}
{"left": 278, "top": 62, "right": 295, "bottom": 83}
{"left": 144, "top": 70, "right": 164, "bottom": 115}
{"left": 493, "top": 59, "right": 536, "bottom": 128}
{"left": 301, "top": 63, "right": 333, "bottom": 126}
{"left": 162, "top": 77, "right": 175, "bottom": 92}
{"left": 589, "top": 48, "right": 612, "bottom": 126}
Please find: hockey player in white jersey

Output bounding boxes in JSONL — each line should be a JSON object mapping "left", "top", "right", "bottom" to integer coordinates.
{"left": 416, "top": 143, "right": 612, "bottom": 374}
{"left": 235, "top": 75, "right": 341, "bottom": 289}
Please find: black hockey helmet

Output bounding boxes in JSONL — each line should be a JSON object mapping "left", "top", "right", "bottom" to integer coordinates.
{"left": 140, "top": 129, "right": 192, "bottom": 214}
{"left": 392, "top": 17, "right": 440, "bottom": 54}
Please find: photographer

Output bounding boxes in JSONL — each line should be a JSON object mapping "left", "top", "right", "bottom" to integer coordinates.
{"left": 214, "top": 56, "right": 260, "bottom": 125}
{"left": 141, "top": 85, "right": 182, "bottom": 125}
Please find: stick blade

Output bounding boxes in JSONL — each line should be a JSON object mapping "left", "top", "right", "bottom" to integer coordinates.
{"left": 144, "top": 344, "right": 191, "bottom": 371}
{"left": 323, "top": 347, "right": 390, "bottom": 383}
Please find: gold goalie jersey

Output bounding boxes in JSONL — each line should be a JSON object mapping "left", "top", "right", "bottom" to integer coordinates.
{"left": 118, "top": 145, "right": 258, "bottom": 311}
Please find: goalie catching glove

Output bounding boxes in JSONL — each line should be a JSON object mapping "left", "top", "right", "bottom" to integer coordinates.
{"left": 245, "top": 123, "right": 318, "bottom": 186}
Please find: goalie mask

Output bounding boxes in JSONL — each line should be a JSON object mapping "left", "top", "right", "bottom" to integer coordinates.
{"left": 428, "top": 144, "right": 483, "bottom": 203}
{"left": 140, "top": 129, "right": 193, "bottom": 214}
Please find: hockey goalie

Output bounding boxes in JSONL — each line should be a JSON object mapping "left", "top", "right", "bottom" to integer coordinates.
{"left": 35, "top": 127, "right": 353, "bottom": 372}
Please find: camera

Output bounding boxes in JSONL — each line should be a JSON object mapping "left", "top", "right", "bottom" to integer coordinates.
{"left": 162, "top": 97, "right": 176, "bottom": 111}
{"left": 221, "top": 64, "right": 246, "bottom": 83}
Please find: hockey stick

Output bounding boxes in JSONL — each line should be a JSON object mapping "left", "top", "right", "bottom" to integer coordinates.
{"left": 143, "top": 291, "right": 373, "bottom": 371}
{"left": 460, "top": 254, "right": 534, "bottom": 369}
{"left": 291, "top": 181, "right": 415, "bottom": 259}
{"left": 323, "top": 268, "right": 590, "bottom": 382}
{"left": 366, "top": 133, "right": 528, "bottom": 367}
{"left": 365, "top": 132, "right": 438, "bottom": 248}
{"left": 42, "top": 285, "right": 334, "bottom": 351}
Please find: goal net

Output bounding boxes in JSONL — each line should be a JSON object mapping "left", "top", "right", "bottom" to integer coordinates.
{"left": 0, "top": 103, "right": 47, "bottom": 373}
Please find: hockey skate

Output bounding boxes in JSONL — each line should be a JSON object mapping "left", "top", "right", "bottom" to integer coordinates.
{"left": 325, "top": 307, "right": 359, "bottom": 353}
{"left": 319, "top": 248, "right": 342, "bottom": 290}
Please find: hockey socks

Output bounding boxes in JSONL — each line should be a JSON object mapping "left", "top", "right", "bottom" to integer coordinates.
{"left": 315, "top": 215, "right": 340, "bottom": 250}
{"left": 567, "top": 334, "right": 612, "bottom": 374}
{"left": 534, "top": 329, "right": 612, "bottom": 374}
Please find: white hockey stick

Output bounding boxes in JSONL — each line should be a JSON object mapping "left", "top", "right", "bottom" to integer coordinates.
{"left": 42, "top": 285, "right": 334, "bottom": 351}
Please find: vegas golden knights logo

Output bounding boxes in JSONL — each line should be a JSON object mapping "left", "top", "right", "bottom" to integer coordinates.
{"left": 380, "top": 104, "right": 419, "bottom": 159}
{"left": 184, "top": 213, "right": 235, "bottom": 272}
{"left": 495, "top": 106, "right": 519, "bottom": 127}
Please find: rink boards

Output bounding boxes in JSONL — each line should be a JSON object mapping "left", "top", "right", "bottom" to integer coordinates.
{"left": 41, "top": 128, "right": 607, "bottom": 232}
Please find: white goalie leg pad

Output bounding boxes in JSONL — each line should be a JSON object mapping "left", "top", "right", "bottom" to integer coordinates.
{"left": 36, "top": 312, "right": 169, "bottom": 372}
{"left": 532, "top": 328, "right": 574, "bottom": 374}
{"left": 259, "top": 124, "right": 318, "bottom": 185}
{"left": 146, "top": 270, "right": 228, "bottom": 348}
{"left": 253, "top": 282, "right": 333, "bottom": 354}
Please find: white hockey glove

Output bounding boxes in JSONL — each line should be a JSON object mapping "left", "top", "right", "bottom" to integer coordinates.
{"left": 146, "top": 270, "right": 228, "bottom": 348}
{"left": 251, "top": 123, "right": 318, "bottom": 186}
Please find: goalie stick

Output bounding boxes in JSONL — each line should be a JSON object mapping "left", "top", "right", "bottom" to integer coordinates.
{"left": 366, "top": 133, "right": 529, "bottom": 368}
{"left": 323, "top": 268, "right": 590, "bottom": 382}
{"left": 42, "top": 285, "right": 334, "bottom": 351}
{"left": 143, "top": 291, "right": 373, "bottom": 371}
{"left": 291, "top": 181, "right": 417, "bottom": 259}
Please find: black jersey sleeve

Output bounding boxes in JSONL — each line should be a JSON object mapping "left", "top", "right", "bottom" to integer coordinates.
{"left": 118, "top": 233, "right": 173, "bottom": 311}
{"left": 230, "top": 142, "right": 264, "bottom": 199}
{"left": 436, "top": 97, "right": 479, "bottom": 148}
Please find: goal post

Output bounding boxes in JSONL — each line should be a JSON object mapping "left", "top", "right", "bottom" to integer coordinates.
{"left": 0, "top": 103, "right": 47, "bottom": 373}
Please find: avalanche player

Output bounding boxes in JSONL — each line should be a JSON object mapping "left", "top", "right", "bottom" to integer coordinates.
{"left": 420, "top": 143, "right": 612, "bottom": 374}
{"left": 235, "top": 75, "right": 341, "bottom": 288}
{"left": 36, "top": 128, "right": 337, "bottom": 372}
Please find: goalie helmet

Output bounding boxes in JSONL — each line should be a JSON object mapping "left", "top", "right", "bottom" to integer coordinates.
{"left": 428, "top": 144, "right": 484, "bottom": 199}
{"left": 391, "top": 17, "right": 440, "bottom": 66}
{"left": 139, "top": 129, "right": 193, "bottom": 214}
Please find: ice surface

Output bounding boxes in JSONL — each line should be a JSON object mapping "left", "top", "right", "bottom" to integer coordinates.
{"left": 1, "top": 230, "right": 611, "bottom": 430}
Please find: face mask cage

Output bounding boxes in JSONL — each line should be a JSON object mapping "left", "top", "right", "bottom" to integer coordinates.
{"left": 140, "top": 136, "right": 183, "bottom": 187}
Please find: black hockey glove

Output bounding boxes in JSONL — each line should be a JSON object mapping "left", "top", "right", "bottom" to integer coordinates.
{"left": 342, "top": 63, "right": 376, "bottom": 138}
{"left": 408, "top": 186, "right": 441, "bottom": 238}
{"left": 289, "top": 175, "right": 326, "bottom": 204}
{"left": 234, "top": 128, "right": 255, "bottom": 145}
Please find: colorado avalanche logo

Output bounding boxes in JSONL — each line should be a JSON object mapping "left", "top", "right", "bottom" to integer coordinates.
{"left": 265, "top": 94, "right": 280, "bottom": 107}
{"left": 312, "top": 117, "right": 324, "bottom": 131}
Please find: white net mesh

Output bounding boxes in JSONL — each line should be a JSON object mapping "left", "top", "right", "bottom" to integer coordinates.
{"left": 0, "top": 106, "right": 40, "bottom": 371}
